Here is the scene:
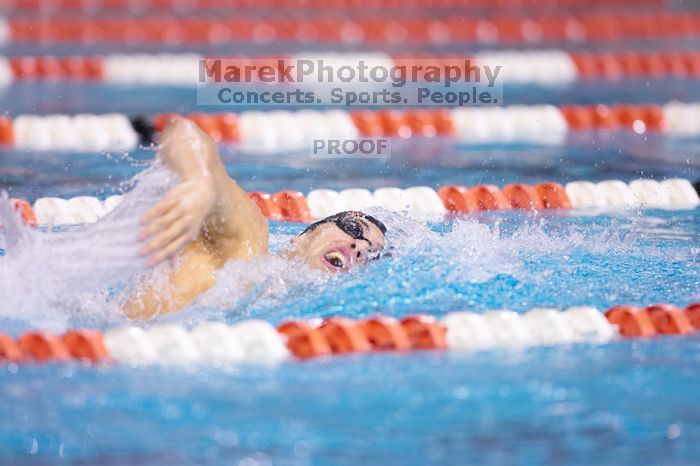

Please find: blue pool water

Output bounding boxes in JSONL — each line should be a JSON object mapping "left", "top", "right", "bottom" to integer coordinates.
{"left": 1, "top": 337, "right": 700, "bottom": 466}
{"left": 1, "top": 30, "right": 700, "bottom": 464}
{"left": 1, "top": 130, "right": 699, "bottom": 464}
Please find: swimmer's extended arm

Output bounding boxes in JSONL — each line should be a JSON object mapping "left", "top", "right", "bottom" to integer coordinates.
{"left": 139, "top": 117, "right": 268, "bottom": 266}
{"left": 123, "top": 117, "right": 268, "bottom": 318}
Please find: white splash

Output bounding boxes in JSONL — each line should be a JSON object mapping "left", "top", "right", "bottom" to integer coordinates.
{"left": 0, "top": 159, "right": 177, "bottom": 330}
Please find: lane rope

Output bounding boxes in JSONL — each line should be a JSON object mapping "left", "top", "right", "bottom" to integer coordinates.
{"left": 12, "top": 178, "right": 699, "bottom": 227}
{"left": 1, "top": 303, "right": 698, "bottom": 366}
{"left": 4, "top": 103, "right": 700, "bottom": 152}
{"left": 2, "top": 12, "right": 697, "bottom": 46}
{"left": 4, "top": 50, "right": 700, "bottom": 87}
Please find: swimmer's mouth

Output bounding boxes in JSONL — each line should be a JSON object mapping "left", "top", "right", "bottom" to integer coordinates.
{"left": 322, "top": 248, "right": 351, "bottom": 271}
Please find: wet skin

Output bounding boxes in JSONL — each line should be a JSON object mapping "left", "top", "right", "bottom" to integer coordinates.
{"left": 124, "top": 118, "right": 385, "bottom": 319}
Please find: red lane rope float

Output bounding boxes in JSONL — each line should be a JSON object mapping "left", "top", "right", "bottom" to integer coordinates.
{"left": 435, "top": 183, "right": 574, "bottom": 215}
{"left": 359, "top": 316, "right": 412, "bottom": 351}
{"left": 438, "top": 186, "right": 478, "bottom": 213}
{"left": 400, "top": 315, "right": 447, "bottom": 349}
{"left": 62, "top": 330, "right": 109, "bottom": 362}
{"left": 471, "top": 185, "right": 511, "bottom": 211}
{"left": 2, "top": 330, "right": 109, "bottom": 365}
{"left": 604, "top": 303, "right": 700, "bottom": 337}
{"left": 604, "top": 305, "right": 656, "bottom": 337}
{"left": 319, "top": 317, "right": 372, "bottom": 354}
{"left": 560, "top": 104, "right": 668, "bottom": 132}
{"left": 0, "top": 117, "right": 13, "bottom": 144}
{"left": 154, "top": 113, "right": 240, "bottom": 143}
{"left": 350, "top": 110, "right": 385, "bottom": 137}
{"left": 376, "top": 110, "right": 414, "bottom": 138}
{"left": 534, "top": 182, "right": 572, "bottom": 209}
{"left": 503, "top": 183, "right": 544, "bottom": 210}
{"left": 685, "top": 303, "right": 700, "bottom": 329}
{"left": 17, "top": 332, "right": 71, "bottom": 362}
{"left": 404, "top": 110, "right": 436, "bottom": 138}
{"left": 615, "top": 105, "right": 667, "bottom": 132}
{"left": 277, "top": 321, "right": 332, "bottom": 359}
{"left": 248, "top": 191, "right": 313, "bottom": 222}
{"left": 572, "top": 51, "right": 700, "bottom": 79}
{"left": 0, "top": 333, "right": 23, "bottom": 362}
{"left": 153, "top": 113, "right": 178, "bottom": 132}
{"left": 7, "top": 13, "right": 699, "bottom": 45}
{"left": 217, "top": 113, "right": 240, "bottom": 143}
{"left": 553, "top": 106, "right": 591, "bottom": 131}
{"left": 9, "top": 56, "right": 104, "bottom": 80}
{"left": 645, "top": 304, "right": 694, "bottom": 335}
{"left": 272, "top": 191, "right": 313, "bottom": 222}
{"left": 590, "top": 104, "right": 621, "bottom": 130}
{"left": 248, "top": 192, "right": 283, "bottom": 221}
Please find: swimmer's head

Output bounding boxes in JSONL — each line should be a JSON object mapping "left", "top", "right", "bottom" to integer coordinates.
{"left": 288, "top": 211, "right": 387, "bottom": 272}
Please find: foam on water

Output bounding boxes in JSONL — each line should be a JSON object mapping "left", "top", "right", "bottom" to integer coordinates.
{"left": 0, "top": 157, "right": 695, "bottom": 333}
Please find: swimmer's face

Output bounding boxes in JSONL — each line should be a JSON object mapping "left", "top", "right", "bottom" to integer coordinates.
{"left": 289, "top": 211, "right": 387, "bottom": 272}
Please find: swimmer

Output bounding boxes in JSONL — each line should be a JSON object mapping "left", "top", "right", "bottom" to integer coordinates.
{"left": 124, "top": 117, "right": 387, "bottom": 318}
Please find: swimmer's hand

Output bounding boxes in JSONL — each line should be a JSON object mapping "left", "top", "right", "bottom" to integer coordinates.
{"left": 139, "top": 178, "right": 216, "bottom": 267}
{"left": 125, "top": 116, "right": 267, "bottom": 318}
